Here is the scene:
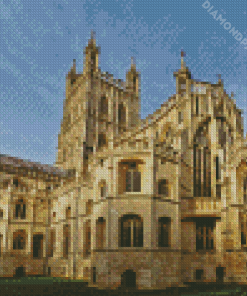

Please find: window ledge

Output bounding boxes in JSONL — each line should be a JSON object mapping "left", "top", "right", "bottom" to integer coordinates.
{"left": 195, "top": 250, "right": 216, "bottom": 254}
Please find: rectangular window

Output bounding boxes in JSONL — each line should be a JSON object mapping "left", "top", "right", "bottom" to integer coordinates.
{"left": 244, "top": 178, "right": 247, "bottom": 203}
{"left": 196, "top": 220, "right": 215, "bottom": 251}
{"left": 216, "top": 157, "right": 220, "bottom": 180}
{"left": 63, "top": 225, "right": 70, "bottom": 258}
{"left": 101, "top": 186, "right": 106, "bottom": 198}
{"left": 126, "top": 171, "right": 132, "bottom": 192}
{"left": 0, "top": 235, "right": 2, "bottom": 257}
{"left": 178, "top": 112, "right": 183, "bottom": 124}
{"left": 85, "top": 221, "right": 91, "bottom": 257}
{"left": 196, "top": 97, "right": 199, "bottom": 115}
{"left": 158, "top": 218, "right": 171, "bottom": 248}
{"left": 216, "top": 184, "right": 221, "bottom": 199}
{"left": 33, "top": 234, "right": 43, "bottom": 258}
{"left": 21, "top": 204, "right": 26, "bottom": 219}
{"left": 241, "top": 222, "right": 246, "bottom": 246}
{"left": 125, "top": 170, "right": 141, "bottom": 193}
{"left": 15, "top": 204, "right": 21, "bottom": 218}
{"left": 121, "top": 219, "right": 131, "bottom": 247}
{"left": 133, "top": 171, "right": 141, "bottom": 192}
{"left": 158, "top": 180, "right": 169, "bottom": 196}
{"left": 93, "top": 267, "right": 97, "bottom": 283}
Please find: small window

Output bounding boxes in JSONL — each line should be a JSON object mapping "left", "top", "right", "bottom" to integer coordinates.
{"left": 66, "top": 207, "right": 71, "bottom": 219}
{"left": 216, "top": 157, "right": 220, "bottom": 180}
{"left": 15, "top": 199, "right": 26, "bottom": 219}
{"left": 53, "top": 212, "right": 56, "bottom": 218}
{"left": 63, "top": 224, "right": 70, "bottom": 258}
{"left": 244, "top": 177, "right": 247, "bottom": 204}
{"left": 216, "top": 184, "right": 221, "bottom": 199}
{"left": 98, "top": 134, "right": 107, "bottom": 148}
{"left": 196, "top": 97, "right": 199, "bottom": 115}
{"left": 178, "top": 112, "right": 183, "bottom": 124}
{"left": 158, "top": 180, "right": 169, "bottom": 196}
{"left": 0, "top": 210, "right": 3, "bottom": 219}
{"left": 93, "top": 267, "right": 97, "bottom": 283}
{"left": 13, "top": 179, "right": 19, "bottom": 187}
{"left": 100, "top": 159, "right": 104, "bottom": 167}
{"left": 158, "top": 217, "right": 171, "bottom": 247}
{"left": 101, "top": 186, "right": 106, "bottom": 198}
{"left": 241, "top": 222, "right": 246, "bottom": 247}
{"left": 86, "top": 200, "right": 92, "bottom": 216}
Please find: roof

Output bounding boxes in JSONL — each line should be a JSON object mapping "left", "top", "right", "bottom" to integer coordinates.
{"left": 0, "top": 154, "right": 69, "bottom": 177}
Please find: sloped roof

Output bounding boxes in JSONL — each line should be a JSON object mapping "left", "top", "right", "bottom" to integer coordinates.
{"left": 0, "top": 154, "right": 68, "bottom": 177}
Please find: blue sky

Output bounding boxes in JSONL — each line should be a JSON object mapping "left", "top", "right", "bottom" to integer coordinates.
{"left": 0, "top": 0, "right": 246, "bottom": 165}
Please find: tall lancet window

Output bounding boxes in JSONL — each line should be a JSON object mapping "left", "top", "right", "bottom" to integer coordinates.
{"left": 193, "top": 122, "right": 211, "bottom": 197}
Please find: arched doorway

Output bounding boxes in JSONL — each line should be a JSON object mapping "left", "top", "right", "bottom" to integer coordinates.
{"left": 15, "top": 266, "right": 26, "bottom": 278}
{"left": 216, "top": 266, "right": 225, "bottom": 283}
{"left": 121, "top": 269, "right": 136, "bottom": 289}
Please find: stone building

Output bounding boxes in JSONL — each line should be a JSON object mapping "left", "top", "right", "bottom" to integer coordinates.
{"left": 1, "top": 31, "right": 247, "bottom": 290}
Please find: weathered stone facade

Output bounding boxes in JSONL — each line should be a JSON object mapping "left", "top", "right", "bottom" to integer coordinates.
{"left": 0, "top": 32, "right": 247, "bottom": 290}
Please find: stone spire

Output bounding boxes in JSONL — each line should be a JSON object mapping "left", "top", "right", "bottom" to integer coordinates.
{"left": 89, "top": 29, "right": 96, "bottom": 46}
{"left": 173, "top": 50, "right": 191, "bottom": 80}
{"left": 181, "top": 50, "right": 186, "bottom": 69}
{"left": 83, "top": 30, "right": 100, "bottom": 74}
{"left": 71, "top": 59, "right": 76, "bottom": 74}
{"left": 131, "top": 56, "right": 136, "bottom": 71}
{"left": 217, "top": 74, "right": 222, "bottom": 84}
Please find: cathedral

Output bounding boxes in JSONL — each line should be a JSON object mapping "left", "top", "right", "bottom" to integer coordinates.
{"left": 0, "top": 31, "right": 247, "bottom": 290}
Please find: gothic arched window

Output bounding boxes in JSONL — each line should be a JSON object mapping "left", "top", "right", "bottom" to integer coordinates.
{"left": 193, "top": 123, "right": 211, "bottom": 198}
{"left": 119, "top": 214, "right": 143, "bottom": 247}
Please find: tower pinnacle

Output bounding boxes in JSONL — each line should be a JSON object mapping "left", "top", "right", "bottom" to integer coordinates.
{"left": 89, "top": 30, "right": 96, "bottom": 45}
{"left": 181, "top": 50, "right": 186, "bottom": 69}
{"left": 131, "top": 56, "right": 136, "bottom": 70}
{"left": 217, "top": 74, "right": 222, "bottom": 84}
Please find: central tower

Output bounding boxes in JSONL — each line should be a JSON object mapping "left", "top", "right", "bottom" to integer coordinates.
{"left": 55, "top": 31, "right": 141, "bottom": 174}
